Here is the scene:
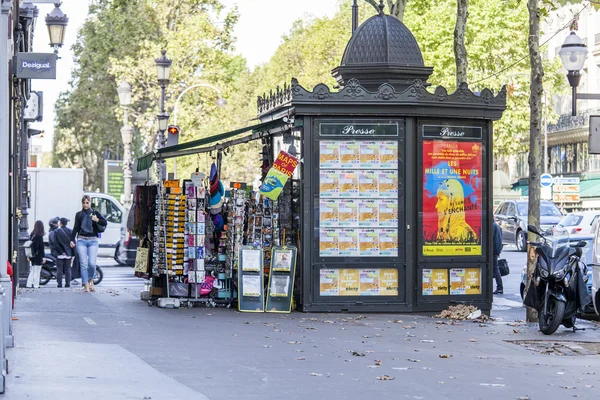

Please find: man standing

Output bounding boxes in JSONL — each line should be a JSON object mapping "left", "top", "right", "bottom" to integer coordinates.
{"left": 493, "top": 220, "right": 503, "bottom": 294}
{"left": 55, "top": 218, "right": 73, "bottom": 288}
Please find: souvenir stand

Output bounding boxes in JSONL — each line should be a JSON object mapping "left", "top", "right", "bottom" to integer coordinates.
{"left": 137, "top": 4, "right": 506, "bottom": 315}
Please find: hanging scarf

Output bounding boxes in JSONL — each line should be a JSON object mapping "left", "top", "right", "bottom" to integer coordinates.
{"left": 81, "top": 208, "right": 94, "bottom": 233}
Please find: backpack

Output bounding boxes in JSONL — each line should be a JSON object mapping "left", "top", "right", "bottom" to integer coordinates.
{"left": 24, "top": 240, "right": 37, "bottom": 258}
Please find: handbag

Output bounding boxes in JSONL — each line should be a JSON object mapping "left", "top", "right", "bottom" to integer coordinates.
{"left": 498, "top": 258, "right": 510, "bottom": 276}
{"left": 92, "top": 210, "right": 107, "bottom": 232}
{"left": 134, "top": 239, "right": 150, "bottom": 274}
{"left": 24, "top": 240, "right": 34, "bottom": 258}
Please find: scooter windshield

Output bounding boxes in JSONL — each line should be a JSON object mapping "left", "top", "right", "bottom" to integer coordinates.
{"left": 543, "top": 226, "right": 570, "bottom": 258}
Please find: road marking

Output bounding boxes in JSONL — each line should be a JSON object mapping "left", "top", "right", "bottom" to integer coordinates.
{"left": 84, "top": 317, "right": 97, "bottom": 326}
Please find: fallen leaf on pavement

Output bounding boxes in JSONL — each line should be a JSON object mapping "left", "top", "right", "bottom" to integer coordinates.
{"left": 11, "top": 317, "right": 18, "bottom": 321}
{"left": 296, "top": 357, "right": 306, "bottom": 361}
{"left": 420, "top": 340, "right": 434, "bottom": 343}
{"left": 469, "top": 339, "right": 478, "bottom": 342}
{"left": 402, "top": 326, "right": 415, "bottom": 329}
{"left": 439, "top": 354, "right": 452, "bottom": 358}
{"left": 560, "top": 386, "right": 576, "bottom": 389}
{"left": 309, "top": 372, "right": 322, "bottom": 377}
{"left": 287, "top": 341, "right": 301, "bottom": 344}
{"left": 513, "top": 329, "right": 520, "bottom": 334}
{"left": 393, "top": 320, "right": 403, "bottom": 323}
{"left": 517, "top": 396, "right": 530, "bottom": 400}
{"left": 375, "top": 360, "right": 382, "bottom": 366}
{"left": 377, "top": 375, "right": 394, "bottom": 380}
{"left": 435, "top": 304, "right": 478, "bottom": 320}
{"left": 363, "top": 335, "right": 370, "bottom": 338}
{"left": 352, "top": 351, "right": 366, "bottom": 357}
{"left": 407, "top": 358, "right": 421, "bottom": 363}
{"left": 263, "top": 345, "right": 271, "bottom": 348}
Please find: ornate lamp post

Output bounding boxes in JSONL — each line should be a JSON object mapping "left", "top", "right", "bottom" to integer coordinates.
{"left": 45, "top": 2, "right": 69, "bottom": 54}
{"left": 155, "top": 50, "right": 171, "bottom": 179}
{"left": 117, "top": 79, "right": 133, "bottom": 208}
{"left": 559, "top": 30, "right": 600, "bottom": 117}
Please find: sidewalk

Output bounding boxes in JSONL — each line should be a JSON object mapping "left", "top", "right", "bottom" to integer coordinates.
{"left": 4, "top": 287, "right": 600, "bottom": 399}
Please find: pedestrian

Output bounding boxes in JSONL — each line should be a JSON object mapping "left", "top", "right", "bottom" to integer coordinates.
{"left": 26, "top": 220, "right": 46, "bottom": 289}
{"left": 70, "top": 195, "right": 107, "bottom": 292}
{"left": 47, "top": 216, "right": 60, "bottom": 259}
{"left": 493, "top": 220, "right": 504, "bottom": 294}
{"left": 55, "top": 217, "right": 73, "bottom": 288}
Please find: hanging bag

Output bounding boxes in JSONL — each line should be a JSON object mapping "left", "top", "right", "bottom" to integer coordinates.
{"left": 92, "top": 210, "right": 107, "bottom": 233}
{"left": 134, "top": 238, "right": 150, "bottom": 275}
{"left": 498, "top": 258, "right": 510, "bottom": 276}
{"left": 23, "top": 240, "right": 35, "bottom": 258}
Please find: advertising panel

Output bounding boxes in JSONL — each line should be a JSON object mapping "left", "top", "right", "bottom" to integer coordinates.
{"left": 422, "top": 140, "right": 483, "bottom": 256}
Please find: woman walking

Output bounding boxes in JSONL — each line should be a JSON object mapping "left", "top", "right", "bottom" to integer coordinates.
{"left": 26, "top": 220, "right": 46, "bottom": 289}
{"left": 70, "top": 195, "right": 107, "bottom": 292}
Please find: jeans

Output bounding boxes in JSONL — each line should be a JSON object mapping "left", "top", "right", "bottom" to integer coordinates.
{"left": 56, "top": 258, "right": 72, "bottom": 287}
{"left": 493, "top": 254, "right": 503, "bottom": 290}
{"left": 26, "top": 264, "right": 42, "bottom": 288}
{"left": 77, "top": 238, "right": 98, "bottom": 284}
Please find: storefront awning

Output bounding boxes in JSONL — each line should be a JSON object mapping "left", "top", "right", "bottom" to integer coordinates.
{"left": 579, "top": 178, "right": 600, "bottom": 198}
{"left": 136, "top": 119, "right": 282, "bottom": 172}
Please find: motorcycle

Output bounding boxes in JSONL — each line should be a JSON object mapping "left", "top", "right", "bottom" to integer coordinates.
{"left": 524, "top": 225, "right": 591, "bottom": 335}
{"left": 40, "top": 254, "right": 103, "bottom": 286}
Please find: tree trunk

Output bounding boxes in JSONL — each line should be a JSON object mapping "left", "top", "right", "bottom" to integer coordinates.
{"left": 525, "top": 0, "right": 544, "bottom": 323}
{"left": 454, "top": 0, "right": 469, "bottom": 88}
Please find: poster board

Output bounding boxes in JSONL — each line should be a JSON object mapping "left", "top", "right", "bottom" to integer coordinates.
{"left": 238, "top": 246, "right": 265, "bottom": 312}
{"left": 265, "top": 246, "right": 297, "bottom": 313}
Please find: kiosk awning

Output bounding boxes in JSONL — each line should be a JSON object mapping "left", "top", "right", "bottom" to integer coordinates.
{"left": 136, "top": 119, "right": 282, "bottom": 172}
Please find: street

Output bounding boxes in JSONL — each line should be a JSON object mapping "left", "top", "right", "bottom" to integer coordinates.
{"left": 3, "top": 253, "right": 599, "bottom": 400}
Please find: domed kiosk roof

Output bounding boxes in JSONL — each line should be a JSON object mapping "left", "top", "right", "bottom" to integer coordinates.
{"left": 332, "top": 10, "right": 433, "bottom": 91}
{"left": 341, "top": 13, "right": 425, "bottom": 67}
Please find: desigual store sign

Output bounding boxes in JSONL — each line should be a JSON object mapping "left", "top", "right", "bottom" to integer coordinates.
{"left": 14, "top": 53, "right": 57, "bottom": 79}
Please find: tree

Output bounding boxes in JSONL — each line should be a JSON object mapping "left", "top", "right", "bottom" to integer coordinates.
{"left": 364, "top": 0, "right": 409, "bottom": 20}
{"left": 454, "top": 0, "right": 468, "bottom": 87}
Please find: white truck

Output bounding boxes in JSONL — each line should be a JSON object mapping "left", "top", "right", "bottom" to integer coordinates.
{"left": 27, "top": 167, "right": 125, "bottom": 258}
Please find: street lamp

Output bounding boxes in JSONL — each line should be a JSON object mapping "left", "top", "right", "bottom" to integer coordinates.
{"left": 155, "top": 50, "right": 172, "bottom": 179}
{"left": 117, "top": 79, "right": 133, "bottom": 208}
{"left": 45, "top": 2, "right": 69, "bottom": 54}
{"left": 559, "top": 30, "right": 600, "bottom": 116}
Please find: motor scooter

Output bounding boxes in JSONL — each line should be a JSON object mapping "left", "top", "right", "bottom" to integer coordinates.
{"left": 524, "top": 225, "right": 591, "bottom": 335}
{"left": 40, "top": 254, "right": 103, "bottom": 286}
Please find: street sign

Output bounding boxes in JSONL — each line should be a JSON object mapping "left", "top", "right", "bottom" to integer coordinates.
{"left": 14, "top": 53, "right": 57, "bottom": 79}
{"left": 590, "top": 116, "right": 600, "bottom": 154}
{"left": 553, "top": 184, "right": 580, "bottom": 193}
{"left": 540, "top": 173, "right": 553, "bottom": 187}
{"left": 553, "top": 177, "right": 580, "bottom": 185}
{"left": 553, "top": 193, "right": 580, "bottom": 203}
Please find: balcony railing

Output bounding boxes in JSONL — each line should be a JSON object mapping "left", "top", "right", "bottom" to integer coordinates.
{"left": 547, "top": 108, "right": 600, "bottom": 134}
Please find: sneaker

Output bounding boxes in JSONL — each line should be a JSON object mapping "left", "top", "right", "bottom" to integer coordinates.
{"left": 70, "top": 279, "right": 80, "bottom": 285}
{"left": 65, "top": 285, "right": 71, "bottom": 288}
{"left": 493, "top": 289, "right": 503, "bottom": 294}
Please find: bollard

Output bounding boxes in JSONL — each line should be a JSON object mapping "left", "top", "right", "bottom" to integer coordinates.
{"left": 0, "top": 286, "right": 6, "bottom": 393}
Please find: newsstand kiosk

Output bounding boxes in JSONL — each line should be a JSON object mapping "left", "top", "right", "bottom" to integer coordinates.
{"left": 256, "top": 10, "right": 507, "bottom": 313}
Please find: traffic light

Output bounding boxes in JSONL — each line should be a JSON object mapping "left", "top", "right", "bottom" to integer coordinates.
{"left": 166, "top": 125, "right": 180, "bottom": 147}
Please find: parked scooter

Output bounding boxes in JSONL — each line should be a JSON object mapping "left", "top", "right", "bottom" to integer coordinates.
{"left": 40, "top": 254, "right": 103, "bottom": 286}
{"left": 523, "top": 225, "right": 591, "bottom": 335}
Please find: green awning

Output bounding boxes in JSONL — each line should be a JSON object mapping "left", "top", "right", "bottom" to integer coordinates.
{"left": 137, "top": 151, "right": 155, "bottom": 172}
{"left": 157, "top": 120, "right": 280, "bottom": 155}
{"left": 579, "top": 178, "right": 600, "bottom": 198}
{"left": 135, "top": 119, "right": 282, "bottom": 171}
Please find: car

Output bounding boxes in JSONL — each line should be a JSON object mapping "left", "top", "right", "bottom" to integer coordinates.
{"left": 556, "top": 210, "right": 600, "bottom": 235}
{"left": 494, "top": 200, "right": 563, "bottom": 252}
{"left": 592, "top": 220, "right": 600, "bottom": 315}
{"left": 114, "top": 208, "right": 139, "bottom": 266}
{"left": 520, "top": 234, "right": 594, "bottom": 313}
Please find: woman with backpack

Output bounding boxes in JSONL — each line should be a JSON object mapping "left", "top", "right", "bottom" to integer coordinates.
{"left": 70, "top": 195, "right": 107, "bottom": 292}
{"left": 26, "top": 220, "right": 46, "bottom": 289}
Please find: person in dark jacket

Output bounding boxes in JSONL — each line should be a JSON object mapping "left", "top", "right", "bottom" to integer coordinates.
{"left": 70, "top": 195, "right": 107, "bottom": 292}
{"left": 55, "top": 217, "right": 73, "bottom": 288}
{"left": 26, "top": 220, "right": 46, "bottom": 289}
{"left": 493, "top": 220, "right": 504, "bottom": 294}
{"left": 47, "top": 216, "right": 60, "bottom": 258}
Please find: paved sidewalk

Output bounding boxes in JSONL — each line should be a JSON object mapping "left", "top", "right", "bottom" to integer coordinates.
{"left": 4, "top": 287, "right": 600, "bottom": 399}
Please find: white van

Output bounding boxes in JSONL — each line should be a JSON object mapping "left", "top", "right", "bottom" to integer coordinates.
{"left": 87, "top": 192, "right": 125, "bottom": 258}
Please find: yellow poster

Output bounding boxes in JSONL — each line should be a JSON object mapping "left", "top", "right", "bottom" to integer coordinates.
{"left": 319, "top": 269, "right": 339, "bottom": 296}
{"left": 380, "top": 269, "right": 399, "bottom": 296}
{"left": 450, "top": 268, "right": 466, "bottom": 295}
{"left": 338, "top": 229, "right": 359, "bottom": 256}
{"left": 378, "top": 229, "right": 398, "bottom": 257}
{"left": 339, "top": 269, "right": 360, "bottom": 296}
{"left": 465, "top": 268, "right": 481, "bottom": 294}
{"left": 338, "top": 170, "right": 359, "bottom": 197}
{"left": 422, "top": 269, "right": 448, "bottom": 296}
{"left": 379, "top": 141, "right": 398, "bottom": 168}
{"left": 358, "top": 170, "right": 379, "bottom": 198}
{"left": 378, "top": 170, "right": 398, "bottom": 198}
